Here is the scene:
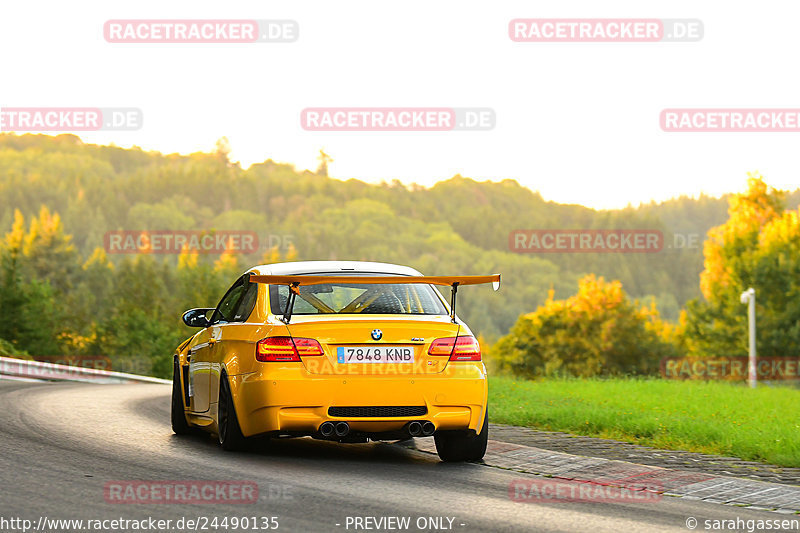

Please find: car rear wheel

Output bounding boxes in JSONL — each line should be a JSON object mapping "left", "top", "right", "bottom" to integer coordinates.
{"left": 434, "top": 407, "right": 488, "bottom": 462}
{"left": 218, "top": 373, "right": 247, "bottom": 451}
{"left": 171, "top": 360, "right": 193, "bottom": 435}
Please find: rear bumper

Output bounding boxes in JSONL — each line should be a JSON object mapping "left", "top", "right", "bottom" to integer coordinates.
{"left": 229, "top": 363, "right": 487, "bottom": 437}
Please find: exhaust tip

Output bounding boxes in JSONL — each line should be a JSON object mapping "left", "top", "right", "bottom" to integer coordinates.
{"left": 319, "top": 421, "right": 335, "bottom": 437}
{"left": 407, "top": 421, "right": 422, "bottom": 437}
{"left": 334, "top": 421, "right": 350, "bottom": 437}
{"left": 421, "top": 421, "right": 436, "bottom": 436}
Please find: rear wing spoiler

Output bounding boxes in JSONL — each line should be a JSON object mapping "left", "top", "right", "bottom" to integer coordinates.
{"left": 249, "top": 274, "right": 500, "bottom": 288}
{"left": 249, "top": 274, "right": 501, "bottom": 323}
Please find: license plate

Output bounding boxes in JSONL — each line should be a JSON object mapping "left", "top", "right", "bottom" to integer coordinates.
{"left": 337, "top": 346, "right": 414, "bottom": 364}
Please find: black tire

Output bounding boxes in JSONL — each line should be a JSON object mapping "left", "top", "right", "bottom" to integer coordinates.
{"left": 218, "top": 373, "right": 247, "bottom": 451}
{"left": 171, "top": 360, "right": 193, "bottom": 435}
{"left": 434, "top": 407, "right": 488, "bottom": 462}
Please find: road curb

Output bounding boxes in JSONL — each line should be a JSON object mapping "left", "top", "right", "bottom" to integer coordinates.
{"left": 410, "top": 437, "right": 800, "bottom": 513}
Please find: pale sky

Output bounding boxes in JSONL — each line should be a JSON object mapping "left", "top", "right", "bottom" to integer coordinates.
{"left": 2, "top": 1, "right": 799, "bottom": 209}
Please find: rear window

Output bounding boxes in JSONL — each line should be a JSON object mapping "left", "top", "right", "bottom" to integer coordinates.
{"left": 268, "top": 275, "right": 448, "bottom": 315}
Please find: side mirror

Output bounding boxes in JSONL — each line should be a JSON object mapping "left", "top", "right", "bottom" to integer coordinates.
{"left": 182, "top": 308, "right": 214, "bottom": 328}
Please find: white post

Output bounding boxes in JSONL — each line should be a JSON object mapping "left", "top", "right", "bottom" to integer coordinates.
{"left": 740, "top": 288, "right": 757, "bottom": 388}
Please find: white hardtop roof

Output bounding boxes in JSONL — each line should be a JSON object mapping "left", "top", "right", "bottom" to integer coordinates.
{"left": 247, "top": 261, "right": 423, "bottom": 277}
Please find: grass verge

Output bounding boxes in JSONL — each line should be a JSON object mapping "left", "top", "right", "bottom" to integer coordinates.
{"left": 489, "top": 375, "right": 800, "bottom": 467}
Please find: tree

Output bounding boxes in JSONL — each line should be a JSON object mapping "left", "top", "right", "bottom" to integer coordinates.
{"left": 95, "top": 256, "right": 181, "bottom": 377}
{"left": 316, "top": 149, "right": 333, "bottom": 176}
{"left": 490, "top": 275, "right": 677, "bottom": 378}
{"left": 684, "top": 174, "right": 800, "bottom": 357}
{"left": 0, "top": 239, "right": 63, "bottom": 355}
{"left": 13, "top": 206, "right": 78, "bottom": 294}
{"left": 62, "top": 247, "right": 115, "bottom": 352}
{"left": 215, "top": 136, "right": 232, "bottom": 165}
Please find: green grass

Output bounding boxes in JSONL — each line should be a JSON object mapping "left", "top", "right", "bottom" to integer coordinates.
{"left": 489, "top": 376, "right": 800, "bottom": 467}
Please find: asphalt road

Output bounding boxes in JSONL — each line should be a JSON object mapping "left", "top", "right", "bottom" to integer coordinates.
{"left": 0, "top": 381, "right": 792, "bottom": 533}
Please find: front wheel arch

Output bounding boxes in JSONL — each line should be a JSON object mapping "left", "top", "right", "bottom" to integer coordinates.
{"left": 171, "top": 358, "right": 193, "bottom": 435}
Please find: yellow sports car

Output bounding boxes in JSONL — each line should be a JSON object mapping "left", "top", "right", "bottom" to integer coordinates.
{"left": 171, "top": 261, "right": 500, "bottom": 462}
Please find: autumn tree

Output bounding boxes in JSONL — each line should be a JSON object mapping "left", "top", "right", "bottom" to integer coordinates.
{"left": 684, "top": 173, "right": 800, "bottom": 357}
{"left": 490, "top": 275, "right": 677, "bottom": 378}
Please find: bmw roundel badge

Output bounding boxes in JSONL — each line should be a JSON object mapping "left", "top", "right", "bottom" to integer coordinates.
{"left": 371, "top": 329, "right": 383, "bottom": 341}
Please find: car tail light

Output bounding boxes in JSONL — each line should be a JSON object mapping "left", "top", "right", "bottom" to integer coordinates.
{"left": 427, "top": 336, "right": 481, "bottom": 361}
{"left": 428, "top": 337, "right": 456, "bottom": 356}
{"left": 293, "top": 337, "right": 325, "bottom": 357}
{"left": 256, "top": 337, "right": 323, "bottom": 362}
{"left": 450, "top": 336, "right": 482, "bottom": 361}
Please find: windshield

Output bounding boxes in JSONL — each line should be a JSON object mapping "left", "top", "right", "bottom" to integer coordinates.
{"left": 268, "top": 277, "right": 448, "bottom": 315}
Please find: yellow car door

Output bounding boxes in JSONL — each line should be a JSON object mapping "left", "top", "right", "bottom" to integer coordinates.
{"left": 208, "top": 280, "right": 260, "bottom": 406}
{"left": 187, "top": 327, "right": 215, "bottom": 413}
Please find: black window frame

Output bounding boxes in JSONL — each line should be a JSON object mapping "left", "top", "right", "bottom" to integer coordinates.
{"left": 210, "top": 275, "right": 250, "bottom": 325}
{"left": 267, "top": 272, "right": 449, "bottom": 316}
{"left": 231, "top": 281, "right": 259, "bottom": 322}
